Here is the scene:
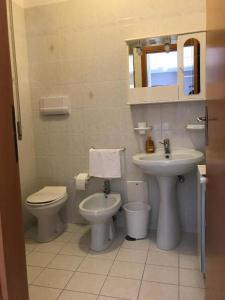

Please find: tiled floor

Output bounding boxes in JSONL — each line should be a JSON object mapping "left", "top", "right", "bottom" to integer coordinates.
{"left": 25, "top": 224, "right": 205, "bottom": 300}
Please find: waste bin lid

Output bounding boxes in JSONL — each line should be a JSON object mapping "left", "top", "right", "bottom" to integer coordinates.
{"left": 123, "top": 202, "right": 151, "bottom": 212}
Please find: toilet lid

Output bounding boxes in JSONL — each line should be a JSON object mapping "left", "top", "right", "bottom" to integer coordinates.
{"left": 27, "top": 186, "right": 67, "bottom": 204}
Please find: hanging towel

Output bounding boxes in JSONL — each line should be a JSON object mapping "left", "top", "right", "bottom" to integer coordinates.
{"left": 89, "top": 148, "right": 122, "bottom": 178}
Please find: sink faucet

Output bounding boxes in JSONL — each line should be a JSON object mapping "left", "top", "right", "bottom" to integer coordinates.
{"left": 103, "top": 180, "right": 111, "bottom": 196}
{"left": 160, "top": 138, "right": 171, "bottom": 155}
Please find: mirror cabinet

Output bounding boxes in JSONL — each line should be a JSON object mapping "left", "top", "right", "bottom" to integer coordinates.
{"left": 127, "top": 32, "right": 206, "bottom": 104}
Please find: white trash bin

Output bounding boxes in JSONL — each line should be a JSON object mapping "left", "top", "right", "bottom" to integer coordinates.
{"left": 123, "top": 202, "right": 151, "bottom": 239}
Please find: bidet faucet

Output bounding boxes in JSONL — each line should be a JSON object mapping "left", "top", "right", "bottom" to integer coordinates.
{"left": 160, "top": 138, "right": 171, "bottom": 154}
{"left": 103, "top": 180, "right": 111, "bottom": 196}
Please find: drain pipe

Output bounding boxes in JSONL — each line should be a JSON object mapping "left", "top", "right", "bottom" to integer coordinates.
{"left": 177, "top": 175, "right": 185, "bottom": 183}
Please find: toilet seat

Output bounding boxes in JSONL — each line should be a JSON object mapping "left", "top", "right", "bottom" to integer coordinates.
{"left": 27, "top": 186, "right": 67, "bottom": 205}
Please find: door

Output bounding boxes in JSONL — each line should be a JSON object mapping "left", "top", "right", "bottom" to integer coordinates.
{"left": 0, "top": 0, "right": 29, "bottom": 299}
{"left": 206, "top": 0, "right": 225, "bottom": 299}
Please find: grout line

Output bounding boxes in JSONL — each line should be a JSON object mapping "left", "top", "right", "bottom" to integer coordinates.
{"left": 55, "top": 256, "right": 85, "bottom": 300}
{"left": 26, "top": 266, "right": 44, "bottom": 284}
{"left": 136, "top": 238, "right": 151, "bottom": 300}
{"left": 25, "top": 228, "right": 88, "bottom": 287}
{"left": 29, "top": 249, "right": 64, "bottom": 285}
{"left": 29, "top": 284, "right": 61, "bottom": 291}
{"left": 141, "top": 279, "right": 179, "bottom": 286}
{"left": 26, "top": 226, "right": 200, "bottom": 299}
{"left": 56, "top": 231, "right": 123, "bottom": 299}
{"left": 97, "top": 296, "right": 128, "bottom": 300}
{"left": 97, "top": 234, "right": 125, "bottom": 298}
{"left": 145, "top": 262, "right": 179, "bottom": 268}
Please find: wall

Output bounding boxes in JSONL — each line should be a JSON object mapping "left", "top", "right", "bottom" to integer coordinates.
{"left": 23, "top": 0, "right": 206, "bottom": 231}
{"left": 11, "top": 2, "right": 37, "bottom": 228}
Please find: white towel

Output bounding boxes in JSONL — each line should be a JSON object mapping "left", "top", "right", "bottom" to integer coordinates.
{"left": 89, "top": 149, "right": 122, "bottom": 178}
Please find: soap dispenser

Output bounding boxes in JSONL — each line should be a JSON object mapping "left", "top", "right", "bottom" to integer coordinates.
{"left": 145, "top": 134, "right": 155, "bottom": 153}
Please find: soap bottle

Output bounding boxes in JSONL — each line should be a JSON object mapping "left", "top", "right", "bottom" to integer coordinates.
{"left": 145, "top": 134, "right": 155, "bottom": 153}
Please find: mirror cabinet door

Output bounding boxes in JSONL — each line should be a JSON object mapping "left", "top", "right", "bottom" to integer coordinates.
{"left": 129, "top": 43, "right": 178, "bottom": 89}
{"left": 178, "top": 31, "right": 206, "bottom": 100}
{"left": 183, "top": 38, "right": 201, "bottom": 96}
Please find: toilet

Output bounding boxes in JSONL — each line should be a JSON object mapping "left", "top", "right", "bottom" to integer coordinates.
{"left": 26, "top": 186, "right": 68, "bottom": 242}
{"left": 79, "top": 193, "right": 121, "bottom": 251}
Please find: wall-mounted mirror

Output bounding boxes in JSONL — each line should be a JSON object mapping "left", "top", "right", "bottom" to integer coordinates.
{"left": 128, "top": 35, "right": 178, "bottom": 89}
{"left": 127, "top": 32, "right": 206, "bottom": 104}
{"left": 183, "top": 38, "right": 200, "bottom": 95}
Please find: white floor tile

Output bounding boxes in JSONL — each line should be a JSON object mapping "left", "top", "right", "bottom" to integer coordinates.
{"left": 48, "top": 254, "right": 83, "bottom": 271}
{"left": 179, "top": 286, "right": 205, "bottom": 300}
{"left": 149, "top": 240, "right": 178, "bottom": 254}
{"left": 25, "top": 229, "right": 204, "bottom": 300}
{"left": 58, "top": 290, "right": 97, "bottom": 300}
{"left": 66, "top": 224, "right": 90, "bottom": 234}
{"left": 139, "top": 281, "right": 178, "bottom": 300}
{"left": 60, "top": 242, "right": 89, "bottom": 257}
{"left": 98, "top": 297, "right": 123, "bottom": 300}
{"left": 29, "top": 285, "right": 61, "bottom": 300}
{"left": 116, "top": 248, "right": 148, "bottom": 264}
{"left": 66, "top": 224, "right": 81, "bottom": 233}
{"left": 25, "top": 240, "right": 39, "bottom": 254}
{"left": 26, "top": 251, "right": 55, "bottom": 267}
{"left": 179, "top": 254, "right": 199, "bottom": 269}
{"left": 147, "top": 250, "right": 179, "bottom": 267}
{"left": 110, "top": 260, "right": 145, "bottom": 280}
{"left": 88, "top": 248, "right": 119, "bottom": 261}
{"left": 78, "top": 257, "right": 113, "bottom": 275}
{"left": 27, "top": 266, "right": 43, "bottom": 284}
{"left": 121, "top": 239, "right": 150, "bottom": 251}
{"left": 35, "top": 241, "right": 65, "bottom": 254}
{"left": 54, "top": 232, "right": 74, "bottom": 243}
{"left": 66, "top": 272, "right": 106, "bottom": 294}
{"left": 143, "top": 265, "right": 178, "bottom": 285}
{"left": 33, "top": 268, "right": 73, "bottom": 289}
{"left": 69, "top": 231, "right": 91, "bottom": 244}
{"left": 180, "top": 269, "right": 205, "bottom": 288}
{"left": 101, "top": 276, "right": 140, "bottom": 300}
{"left": 179, "top": 234, "right": 197, "bottom": 255}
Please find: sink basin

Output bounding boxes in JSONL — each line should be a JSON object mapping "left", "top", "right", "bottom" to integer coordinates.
{"left": 133, "top": 147, "right": 204, "bottom": 251}
{"left": 133, "top": 148, "right": 204, "bottom": 177}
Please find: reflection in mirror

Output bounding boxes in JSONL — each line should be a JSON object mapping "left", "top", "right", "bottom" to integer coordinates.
{"left": 128, "top": 35, "right": 178, "bottom": 88}
{"left": 183, "top": 38, "right": 200, "bottom": 95}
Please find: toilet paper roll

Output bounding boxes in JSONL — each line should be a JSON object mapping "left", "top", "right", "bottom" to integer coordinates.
{"left": 75, "top": 173, "right": 89, "bottom": 190}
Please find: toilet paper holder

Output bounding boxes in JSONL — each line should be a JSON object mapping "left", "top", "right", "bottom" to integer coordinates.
{"left": 75, "top": 173, "right": 90, "bottom": 191}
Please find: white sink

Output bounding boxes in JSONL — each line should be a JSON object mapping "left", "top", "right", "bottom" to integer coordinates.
{"left": 133, "top": 148, "right": 204, "bottom": 177}
{"left": 133, "top": 147, "right": 204, "bottom": 251}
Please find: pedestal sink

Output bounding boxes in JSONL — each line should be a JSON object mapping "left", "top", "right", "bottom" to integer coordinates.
{"left": 133, "top": 148, "right": 204, "bottom": 250}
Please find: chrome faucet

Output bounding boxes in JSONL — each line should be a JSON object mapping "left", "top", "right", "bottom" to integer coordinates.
{"left": 103, "top": 180, "right": 111, "bottom": 196}
{"left": 160, "top": 138, "right": 171, "bottom": 155}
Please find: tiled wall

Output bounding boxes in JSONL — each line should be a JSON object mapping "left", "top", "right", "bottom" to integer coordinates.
{"left": 20, "top": 0, "right": 206, "bottom": 231}
{"left": 12, "top": 3, "right": 37, "bottom": 228}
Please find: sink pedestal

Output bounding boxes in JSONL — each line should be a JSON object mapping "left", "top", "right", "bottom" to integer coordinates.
{"left": 156, "top": 176, "right": 180, "bottom": 250}
{"left": 132, "top": 148, "right": 204, "bottom": 250}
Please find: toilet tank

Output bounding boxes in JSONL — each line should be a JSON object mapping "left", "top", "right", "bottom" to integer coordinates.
{"left": 126, "top": 181, "right": 148, "bottom": 203}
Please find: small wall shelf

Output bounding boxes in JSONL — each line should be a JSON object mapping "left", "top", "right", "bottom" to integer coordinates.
{"left": 186, "top": 124, "right": 205, "bottom": 131}
{"left": 134, "top": 126, "right": 152, "bottom": 135}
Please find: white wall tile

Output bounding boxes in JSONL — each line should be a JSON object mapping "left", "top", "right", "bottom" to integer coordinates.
{"left": 13, "top": 3, "right": 37, "bottom": 228}
{"left": 24, "top": 0, "right": 206, "bottom": 232}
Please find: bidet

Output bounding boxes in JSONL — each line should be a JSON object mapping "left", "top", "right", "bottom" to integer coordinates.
{"left": 79, "top": 193, "right": 121, "bottom": 251}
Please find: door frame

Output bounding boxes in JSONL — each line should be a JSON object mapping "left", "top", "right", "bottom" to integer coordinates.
{"left": 0, "top": 0, "right": 29, "bottom": 299}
